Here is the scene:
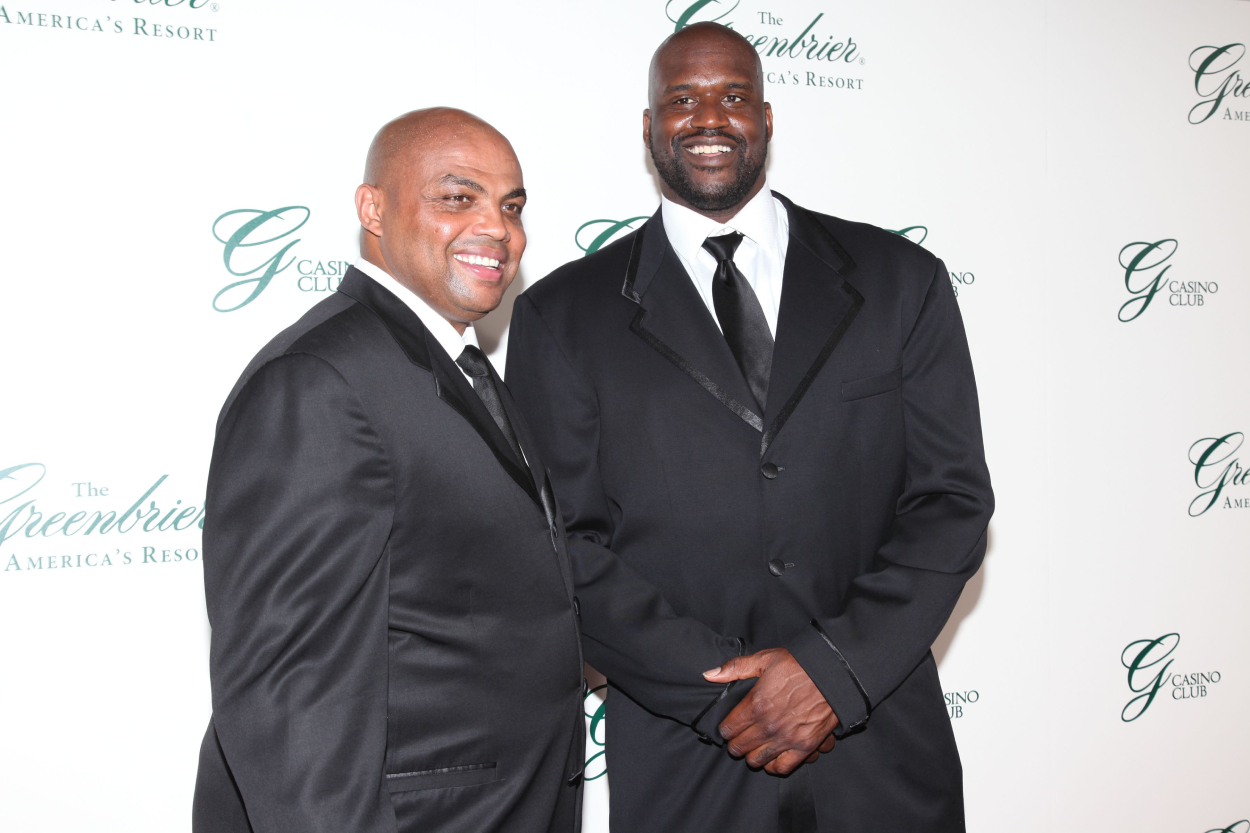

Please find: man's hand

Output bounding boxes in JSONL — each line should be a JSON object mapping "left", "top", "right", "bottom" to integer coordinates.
{"left": 703, "top": 648, "right": 838, "bottom": 775}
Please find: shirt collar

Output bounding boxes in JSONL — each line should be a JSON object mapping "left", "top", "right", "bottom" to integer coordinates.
{"left": 352, "top": 257, "right": 479, "bottom": 361}
{"left": 660, "top": 180, "right": 781, "bottom": 263}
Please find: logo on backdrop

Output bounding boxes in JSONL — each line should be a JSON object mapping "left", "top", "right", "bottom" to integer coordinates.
{"left": 576, "top": 217, "right": 649, "bottom": 256}
{"left": 0, "top": 1, "right": 221, "bottom": 42}
{"left": 1188, "top": 432, "right": 1249, "bottom": 516}
{"left": 887, "top": 226, "right": 978, "bottom": 298}
{"left": 211, "top": 206, "right": 350, "bottom": 311}
{"left": 1116, "top": 239, "right": 1217, "bottom": 322}
{"left": 666, "top": 1, "right": 867, "bottom": 91}
{"left": 1120, "top": 633, "right": 1223, "bottom": 722}
{"left": 584, "top": 684, "right": 607, "bottom": 780}
{"left": 1188, "top": 44, "right": 1250, "bottom": 124}
{"left": 944, "top": 689, "right": 979, "bottom": 719}
{"left": 1, "top": 463, "right": 204, "bottom": 574}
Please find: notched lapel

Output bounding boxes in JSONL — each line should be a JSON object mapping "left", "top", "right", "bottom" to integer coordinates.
{"left": 762, "top": 195, "right": 864, "bottom": 456}
{"left": 337, "top": 267, "right": 541, "bottom": 507}
{"left": 623, "top": 214, "right": 765, "bottom": 434}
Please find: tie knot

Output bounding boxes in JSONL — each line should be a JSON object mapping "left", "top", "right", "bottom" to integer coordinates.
{"left": 702, "top": 231, "right": 743, "bottom": 263}
{"left": 456, "top": 345, "right": 491, "bottom": 378}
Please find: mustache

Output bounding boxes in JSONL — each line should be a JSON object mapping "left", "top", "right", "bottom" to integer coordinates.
{"left": 671, "top": 128, "right": 743, "bottom": 148}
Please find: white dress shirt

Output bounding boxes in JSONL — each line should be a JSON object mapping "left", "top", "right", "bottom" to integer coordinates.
{"left": 352, "top": 257, "right": 478, "bottom": 384}
{"left": 660, "top": 182, "right": 790, "bottom": 337}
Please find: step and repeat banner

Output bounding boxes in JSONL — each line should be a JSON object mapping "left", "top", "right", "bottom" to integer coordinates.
{"left": 1, "top": 0, "right": 1246, "bottom": 831}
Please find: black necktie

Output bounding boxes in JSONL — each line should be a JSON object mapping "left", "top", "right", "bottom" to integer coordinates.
{"left": 456, "top": 345, "right": 524, "bottom": 465}
{"left": 703, "top": 232, "right": 774, "bottom": 412}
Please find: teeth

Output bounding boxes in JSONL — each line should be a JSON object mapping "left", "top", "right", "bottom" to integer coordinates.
{"left": 455, "top": 254, "right": 501, "bottom": 268}
{"left": 688, "top": 145, "right": 732, "bottom": 154}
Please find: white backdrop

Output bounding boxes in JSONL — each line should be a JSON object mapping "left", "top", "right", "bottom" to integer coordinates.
{"left": 1, "top": 1, "right": 1247, "bottom": 831}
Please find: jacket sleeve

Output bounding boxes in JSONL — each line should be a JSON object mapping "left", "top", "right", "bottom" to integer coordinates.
{"left": 202, "top": 352, "right": 398, "bottom": 832}
{"left": 785, "top": 257, "right": 994, "bottom": 737}
{"left": 507, "top": 293, "right": 750, "bottom": 742}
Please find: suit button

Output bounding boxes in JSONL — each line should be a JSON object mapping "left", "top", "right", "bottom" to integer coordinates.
{"left": 768, "top": 558, "right": 787, "bottom": 576}
{"left": 761, "top": 462, "right": 781, "bottom": 479}
{"left": 572, "top": 596, "right": 582, "bottom": 622}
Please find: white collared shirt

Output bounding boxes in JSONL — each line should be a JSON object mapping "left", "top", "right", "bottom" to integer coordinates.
{"left": 660, "top": 182, "right": 790, "bottom": 337}
{"left": 352, "top": 257, "right": 479, "bottom": 384}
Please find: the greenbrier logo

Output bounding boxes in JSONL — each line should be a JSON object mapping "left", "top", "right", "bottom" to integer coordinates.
{"left": 1117, "top": 239, "right": 1217, "bottom": 322}
{"left": 1188, "top": 432, "right": 1249, "bottom": 516}
{"left": 1120, "top": 633, "right": 1222, "bottom": 722}
{"left": 666, "top": 2, "right": 866, "bottom": 90}
{"left": 1189, "top": 44, "right": 1250, "bottom": 124}
{"left": 576, "top": 217, "right": 649, "bottom": 257}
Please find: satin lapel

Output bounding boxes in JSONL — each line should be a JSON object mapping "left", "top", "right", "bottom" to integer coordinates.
{"left": 623, "top": 211, "right": 765, "bottom": 434}
{"left": 762, "top": 194, "right": 865, "bottom": 457}
{"left": 336, "top": 267, "right": 541, "bottom": 507}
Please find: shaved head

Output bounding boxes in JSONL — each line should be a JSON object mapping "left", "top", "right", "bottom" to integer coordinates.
{"left": 363, "top": 107, "right": 514, "bottom": 191}
{"left": 355, "top": 107, "right": 527, "bottom": 333}
{"left": 643, "top": 21, "right": 771, "bottom": 220}
{"left": 648, "top": 22, "right": 764, "bottom": 109}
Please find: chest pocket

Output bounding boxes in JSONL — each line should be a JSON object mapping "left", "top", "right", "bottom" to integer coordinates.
{"left": 841, "top": 366, "right": 902, "bottom": 401}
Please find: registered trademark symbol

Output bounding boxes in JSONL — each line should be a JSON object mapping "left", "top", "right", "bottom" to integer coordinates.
{"left": 859, "top": 57, "right": 866, "bottom": 65}
{"left": 211, "top": 2, "right": 220, "bottom": 10}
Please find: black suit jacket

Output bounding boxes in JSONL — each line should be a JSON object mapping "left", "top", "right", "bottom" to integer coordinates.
{"left": 506, "top": 194, "right": 994, "bottom": 833}
{"left": 192, "top": 269, "right": 744, "bottom": 833}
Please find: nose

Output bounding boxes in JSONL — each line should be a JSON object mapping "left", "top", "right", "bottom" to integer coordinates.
{"left": 470, "top": 202, "right": 509, "bottom": 242}
{"left": 691, "top": 95, "right": 730, "bottom": 130}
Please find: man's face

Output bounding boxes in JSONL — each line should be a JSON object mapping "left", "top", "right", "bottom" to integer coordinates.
{"left": 644, "top": 34, "right": 772, "bottom": 214}
{"left": 376, "top": 128, "right": 526, "bottom": 326}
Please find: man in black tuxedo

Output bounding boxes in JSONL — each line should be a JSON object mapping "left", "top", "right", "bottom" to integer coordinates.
{"left": 192, "top": 108, "right": 746, "bottom": 833}
{"left": 506, "top": 23, "right": 994, "bottom": 833}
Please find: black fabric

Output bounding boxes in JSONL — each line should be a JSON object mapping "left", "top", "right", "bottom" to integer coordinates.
{"left": 507, "top": 193, "right": 993, "bottom": 833}
{"left": 192, "top": 267, "right": 744, "bottom": 833}
{"left": 704, "top": 231, "right": 774, "bottom": 412}
{"left": 457, "top": 344, "right": 524, "bottom": 466}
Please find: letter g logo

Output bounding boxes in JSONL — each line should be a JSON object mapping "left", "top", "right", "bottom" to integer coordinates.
{"left": 211, "top": 206, "right": 311, "bottom": 312}
{"left": 1120, "top": 633, "right": 1179, "bottom": 722}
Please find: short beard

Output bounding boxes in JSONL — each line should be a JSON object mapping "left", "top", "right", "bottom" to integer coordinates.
{"left": 649, "top": 128, "right": 767, "bottom": 213}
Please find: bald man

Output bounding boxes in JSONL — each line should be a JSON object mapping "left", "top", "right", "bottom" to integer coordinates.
{"left": 192, "top": 108, "right": 747, "bottom": 833}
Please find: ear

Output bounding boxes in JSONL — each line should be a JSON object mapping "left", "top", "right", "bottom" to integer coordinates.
{"left": 642, "top": 109, "right": 652, "bottom": 152}
{"left": 355, "top": 183, "right": 384, "bottom": 238}
{"left": 764, "top": 102, "right": 773, "bottom": 142}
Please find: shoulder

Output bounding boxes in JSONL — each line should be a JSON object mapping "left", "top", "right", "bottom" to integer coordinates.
{"left": 217, "top": 293, "right": 388, "bottom": 426}
{"left": 802, "top": 207, "right": 939, "bottom": 280}
{"left": 520, "top": 230, "right": 638, "bottom": 315}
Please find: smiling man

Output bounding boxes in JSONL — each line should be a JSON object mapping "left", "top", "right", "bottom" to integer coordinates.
{"left": 507, "top": 23, "right": 994, "bottom": 833}
{"left": 193, "top": 107, "right": 748, "bottom": 833}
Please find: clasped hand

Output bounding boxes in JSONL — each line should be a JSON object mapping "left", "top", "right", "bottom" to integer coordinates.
{"left": 703, "top": 647, "right": 838, "bottom": 775}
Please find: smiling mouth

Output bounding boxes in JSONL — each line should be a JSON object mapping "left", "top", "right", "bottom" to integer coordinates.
{"left": 685, "top": 144, "right": 734, "bottom": 156}
{"left": 453, "top": 254, "right": 502, "bottom": 269}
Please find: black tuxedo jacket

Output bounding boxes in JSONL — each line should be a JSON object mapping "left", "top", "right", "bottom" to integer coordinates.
{"left": 192, "top": 269, "right": 743, "bottom": 833}
{"left": 506, "top": 194, "right": 994, "bottom": 833}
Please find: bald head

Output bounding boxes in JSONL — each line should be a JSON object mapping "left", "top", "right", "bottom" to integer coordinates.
{"left": 355, "top": 106, "right": 527, "bottom": 333}
{"left": 648, "top": 22, "right": 763, "bottom": 108}
{"left": 363, "top": 107, "right": 514, "bottom": 192}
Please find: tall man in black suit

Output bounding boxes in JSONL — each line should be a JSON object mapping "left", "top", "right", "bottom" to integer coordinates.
{"left": 506, "top": 23, "right": 995, "bottom": 833}
{"left": 193, "top": 108, "right": 747, "bottom": 833}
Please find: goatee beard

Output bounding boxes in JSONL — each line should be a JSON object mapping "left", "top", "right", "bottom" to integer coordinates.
{"left": 649, "top": 129, "right": 767, "bottom": 213}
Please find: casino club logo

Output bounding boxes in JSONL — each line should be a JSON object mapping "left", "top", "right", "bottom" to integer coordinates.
{"left": 665, "top": 1, "right": 867, "bottom": 91}
{"left": 944, "top": 688, "right": 979, "bottom": 719}
{"left": 583, "top": 684, "right": 608, "bottom": 780}
{"left": 887, "top": 225, "right": 977, "bottom": 298}
{"left": 1188, "top": 432, "right": 1249, "bottom": 516}
{"left": 1188, "top": 43, "right": 1250, "bottom": 125}
{"left": 1120, "top": 633, "right": 1223, "bottom": 722}
{"left": 0, "top": 463, "right": 205, "bottom": 574}
{"left": 1204, "top": 822, "right": 1249, "bottom": 833}
{"left": 1116, "top": 238, "right": 1217, "bottom": 322}
{"left": 211, "top": 206, "right": 350, "bottom": 311}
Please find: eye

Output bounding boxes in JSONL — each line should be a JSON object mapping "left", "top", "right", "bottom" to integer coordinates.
{"left": 444, "top": 194, "right": 472, "bottom": 205}
{"left": 724, "top": 94, "right": 744, "bottom": 103}
{"left": 503, "top": 202, "right": 524, "bottom": 215}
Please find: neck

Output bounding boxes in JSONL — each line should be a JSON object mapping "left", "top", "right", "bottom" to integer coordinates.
{"left": 661, "top": 176, "right": 766, "bottom": 225}
{"left": 360, "top": 242, "right": 469, "bottom": 334}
